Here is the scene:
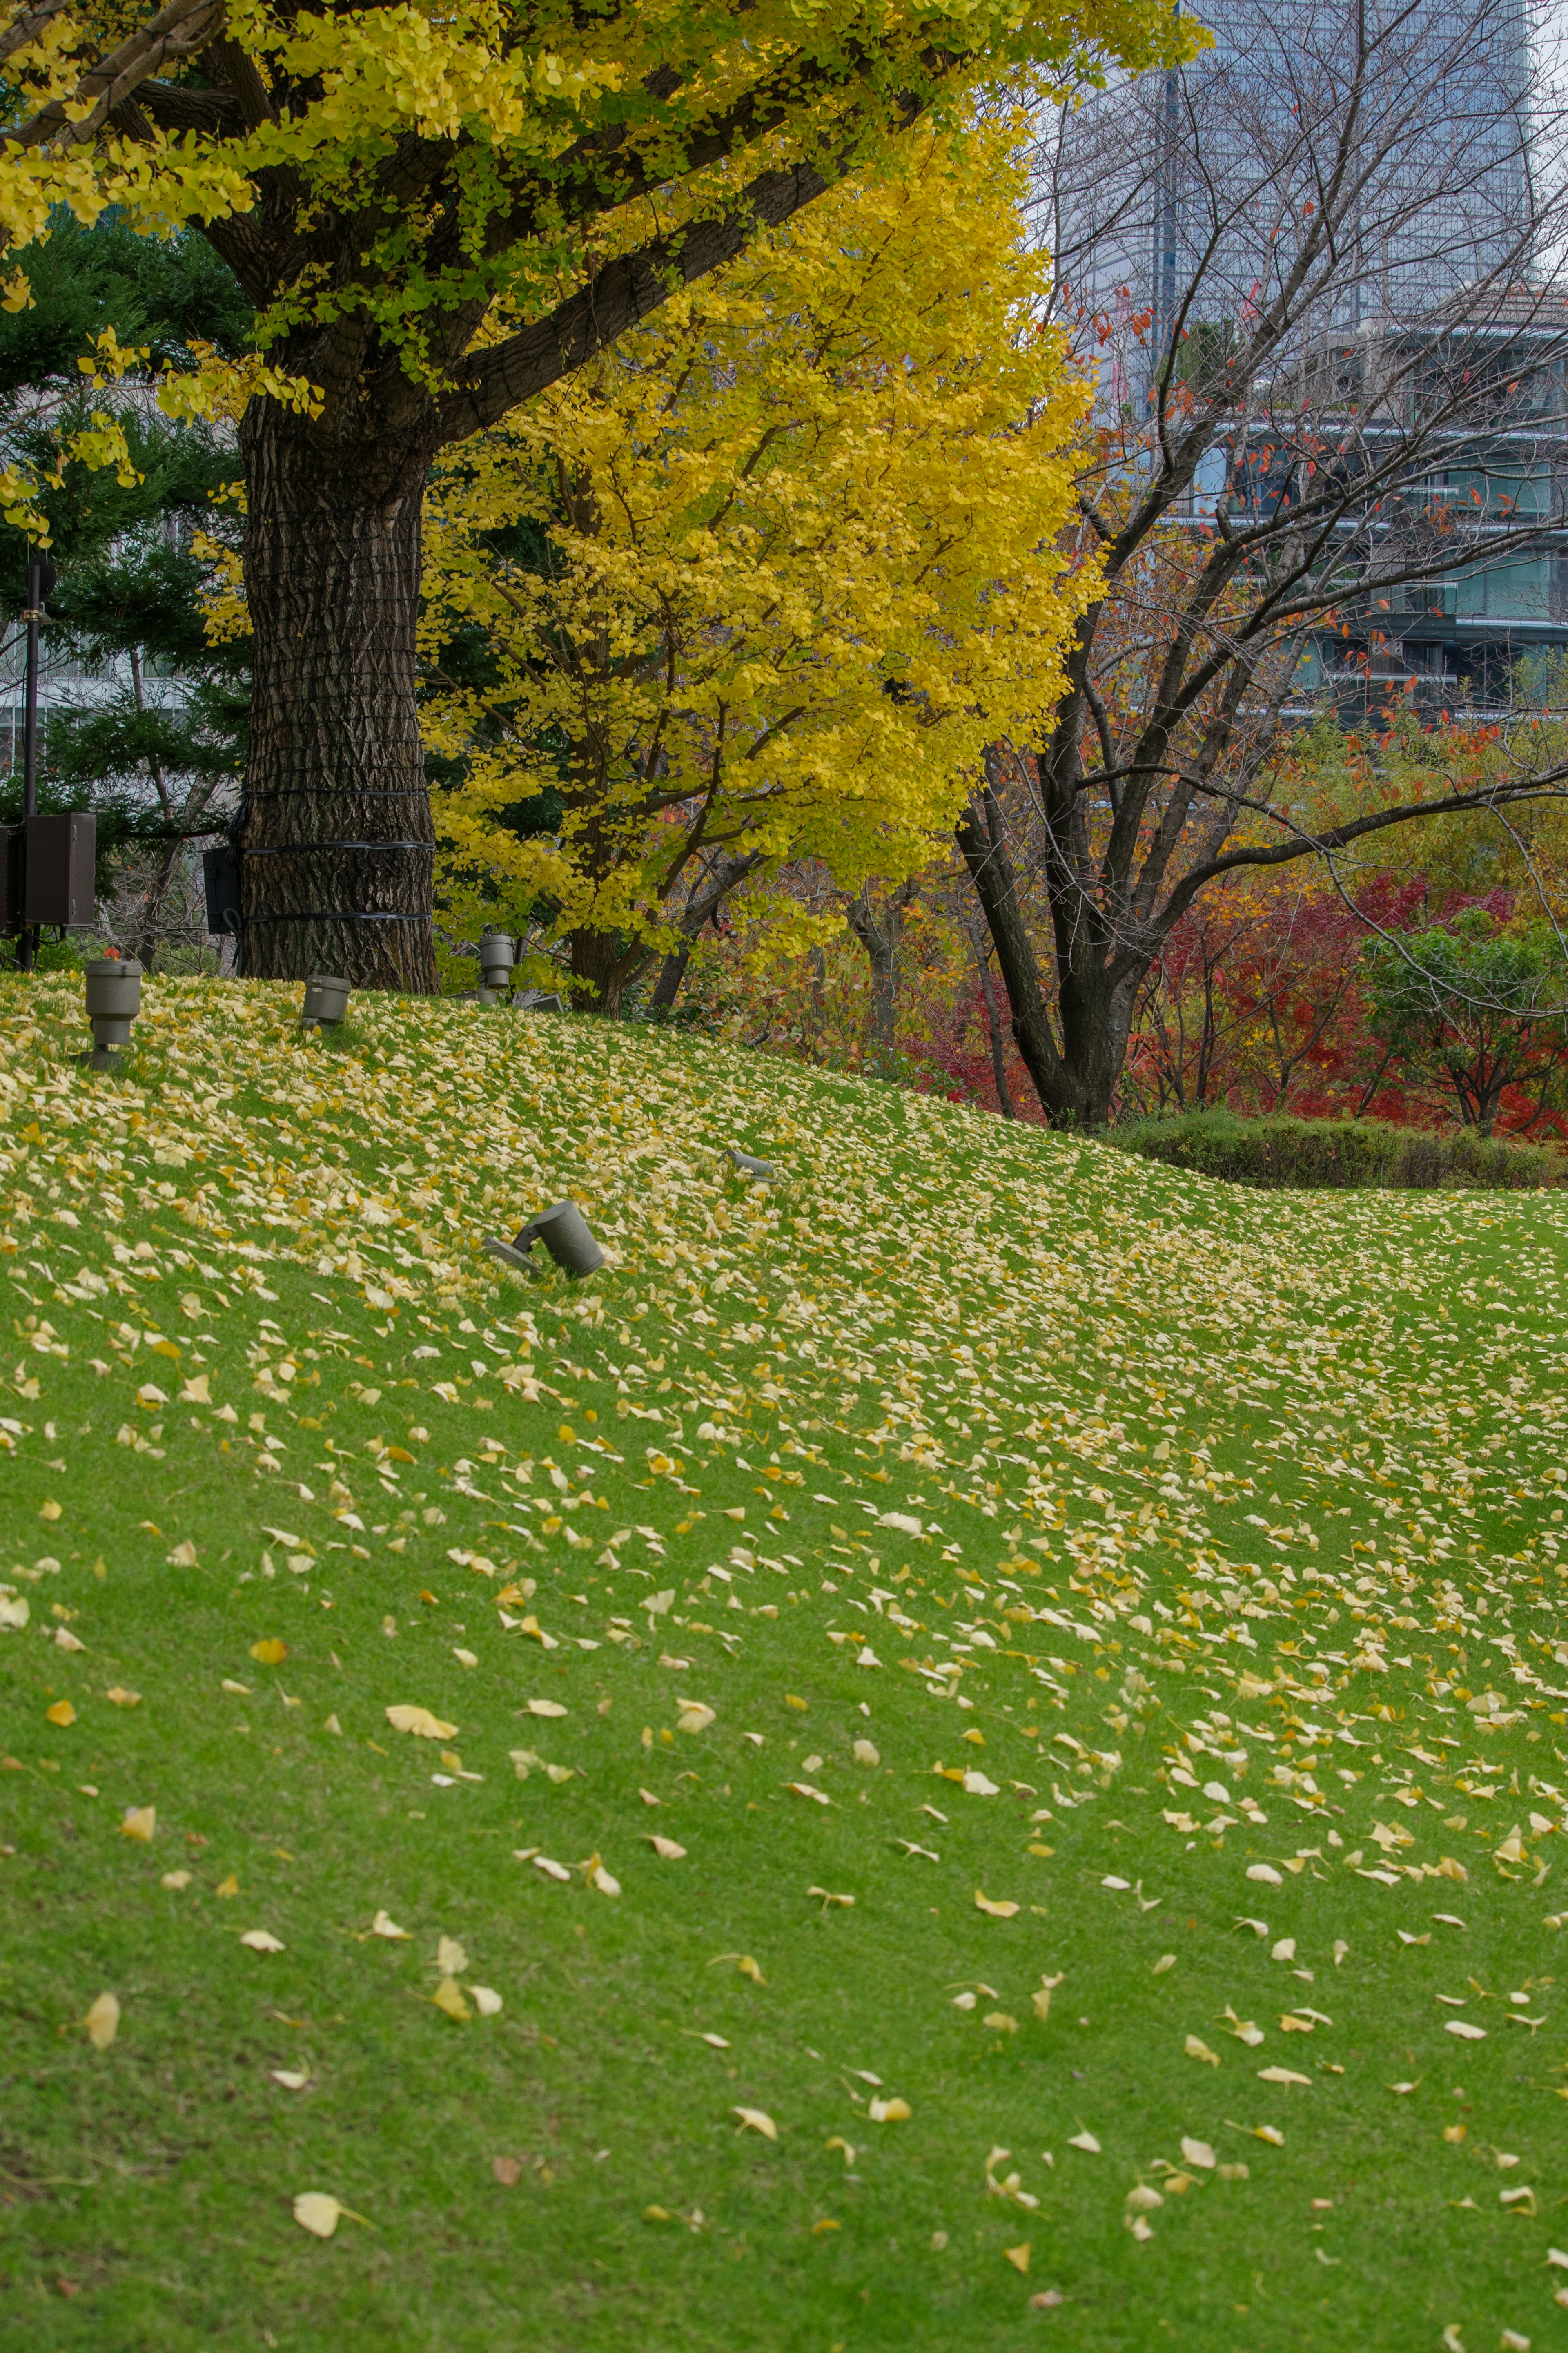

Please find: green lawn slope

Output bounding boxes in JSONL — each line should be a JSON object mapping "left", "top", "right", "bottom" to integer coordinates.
{"left": 2, "top": 973, "right": 1566, "bottom": 2353}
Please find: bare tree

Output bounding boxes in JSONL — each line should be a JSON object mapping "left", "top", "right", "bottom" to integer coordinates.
{"left": 963, "top": 0, "right": 1568, "bottom": 1126}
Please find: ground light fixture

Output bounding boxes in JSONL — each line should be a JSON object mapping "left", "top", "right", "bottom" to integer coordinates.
{"left": 514, "top": 988, "right": 565, "bottom": 1013}
{"left": 80, "top": 956, "right": 142, "bottom": 1069}
{"left": 476, "top": 928, "right": 514, "bottom": 1004}
{"left": 484, "top": 1199, "right": 605, "bottom": 1276}
{"left": 300, "top": 974, "right": 351, "bottom": 1028}
{"left": 728, "top": 1146, "right": 775, "bottom": 1180}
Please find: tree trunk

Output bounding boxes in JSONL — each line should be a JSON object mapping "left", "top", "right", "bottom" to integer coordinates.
{"left": 968, "top": 920, "right": 1016, "bottom": 1118}
{"left": 648, "top": 943, "right": 691, "bottom": 1013}
{"left": 568, "top": 923, "right": 652, "bottom": 1016}
{"left": 238, "top": 401, "right": 438, "bottom": 991}
{"left": 846, "top": 882, "right": 915, "bottom": 1075}
{"left": 957, "top": 777, "right": 1140, "bottom": 1130}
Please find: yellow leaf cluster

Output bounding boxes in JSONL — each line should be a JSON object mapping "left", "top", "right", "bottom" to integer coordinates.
{"left": 423, "top": 115, "right": 1096, "bottom": 990}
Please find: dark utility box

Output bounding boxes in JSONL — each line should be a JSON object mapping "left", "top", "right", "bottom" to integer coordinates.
{"left": 23, "top": 811, "right": 96, "bottom": 926}
{"left": 0, "top": 825, "right": 20, "bottom": 928}
{"left": 203, "top": 843, "right": 241, "bottom": 936}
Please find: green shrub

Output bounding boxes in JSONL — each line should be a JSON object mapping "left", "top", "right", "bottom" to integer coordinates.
{"left": 1107, "top": 1107, "right": 1566, "bottom": 1189}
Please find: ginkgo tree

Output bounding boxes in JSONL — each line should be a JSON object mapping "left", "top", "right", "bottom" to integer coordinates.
{"left": 0, "top": 0, "right": 1177, "bottom": 991}
{"left": 419, "top": 115, "right": 1096, "bottom": 1015}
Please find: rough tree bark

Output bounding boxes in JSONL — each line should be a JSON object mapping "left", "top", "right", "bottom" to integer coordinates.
{"left": 238, "top": 405, "right": 437, "bottom": 990}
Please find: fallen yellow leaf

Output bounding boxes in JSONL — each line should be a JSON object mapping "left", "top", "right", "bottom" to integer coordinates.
{"left": 975, "top": 1891, "right": 1020, "bottom": 1919}
{"left": 45, "top": 1700, "right": 76, "bottom": 1727}
{"left": 249, "top": 1639, "right": 287, "bottom": 1665}
{"left": 84, "top": 1992, "right": 120, "bottom": 2050}
{"left": 733, "top": 2106, "right": 778, "bottom": 2140}
{"left": 1004, "top": 2242, "right": 1031, "bottom": 2273}
{"left": 292, "top": 2192, "right": 371, "bottom": 2239}
{"left": 385, "top": 1704, "right": 457, "bottom": 1740}
{"left": 371, "top": 1910, "right": 410, "bottom": 1940}
{"left": 867, "top": 2096, "right": 911, "bottom": 2123}
{"left": 119, "top": 1806, "right": 155, "bottom": 1842}
{"left": 432, "top": 1976, "right": 471, "bottom": 2021}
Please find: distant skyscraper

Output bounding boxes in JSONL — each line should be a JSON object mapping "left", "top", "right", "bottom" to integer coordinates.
{"left": 1040, "top": 0, "right": 1565, "bottom": 704}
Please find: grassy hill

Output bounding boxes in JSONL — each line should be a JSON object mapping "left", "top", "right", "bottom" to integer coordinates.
{"left": 2, "top": 972, "right": 1566, "bottom": 2353}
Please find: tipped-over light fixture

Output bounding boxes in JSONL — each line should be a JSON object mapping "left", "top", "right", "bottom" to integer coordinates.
{"left": 485, "top": 1198, "right": 605, "bottom": 1277}
{"left": 514, "top": 988, "right": 564, "bottom": 1013}
{"left": 300, "top": 973, "right": 351, "bottom": 1028}
{"left": 80, "top": 957, "right": 143, "bottom": 1069}
{"left": 728, "top": 1146, "right": 775, "bottom": 1180}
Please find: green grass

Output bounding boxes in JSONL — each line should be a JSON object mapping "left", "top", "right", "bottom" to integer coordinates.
{"left": 1, "top": 972, "right": 1566, "bottom": 2353}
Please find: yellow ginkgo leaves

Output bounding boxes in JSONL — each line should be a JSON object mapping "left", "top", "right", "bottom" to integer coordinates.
{"left": 975, "top": 1892, "right": 1020, "bottom": 1919}
{"left": 44, "top": 1700, "right": 76, "bottom": 1727}
{"left": 372, "top": 1911, "right": 411, "bottom": 1940}
{"left": 84, "top": 1992, "right": 120, "bottom": 2050}
{"left": 119, "top": 1806, "right": 155, "bottom": 1842}
{"left": 385, "top": 1705, "right": 457, "bottom": 1740}
{"left": 1003, "top": 2243, "right": 1031, "bottom": 2274}
{"left": 1185, "top": 2035, "right": 1222, "bottom": 2067}
{"left": 38, "top": 1497, "right": 62, "bottom": 1521}
{"left": 250, "top": 1639, "right": 287, "bottom": 1665}
{"left": 647, "top": 1836, "right": 687, "bottom": 1860}
{"left": 241, "top": 1929, "right": 285, "bottom": 1953}
{"left": 867, "top": 2096, "right": 912, "bottom": 2123}
{"left": 733, "top": 2107, "right": 778, "bottom": 2141}
{"left": 676, "top": 1701, "right": 716, "bottom": 1735}
{"left": 293, "top": 2192, "right": 371, "bottom": 2240}
{"left": 167, "top": 1539, "right": 199, "bottom": 1567}
{"left": 432, "top": 1978, "right": 471, "bottom": 2021}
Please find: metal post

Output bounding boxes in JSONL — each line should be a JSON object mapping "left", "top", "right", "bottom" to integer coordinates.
{"left": 18, "top": 550, "right": 51, "bottom": 973}
{"left": 18, "top": 553, "right": 36, "bottom": 970}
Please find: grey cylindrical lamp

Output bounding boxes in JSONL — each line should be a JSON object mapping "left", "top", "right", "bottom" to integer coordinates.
{"left": 509, "top": 1198, "right": 605, "bottom": 1275}
{"left": 301, "top": 973, "right": 351, "bottom": 1028}
{"left": 477, "top": 928, "right": 515, "bottom": 1004}
{"left": 80, "top": 957, "right": 143, "bottom": 1069}
{"left": 728, "top": 1146, "right": 776, "bottom": 1180}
